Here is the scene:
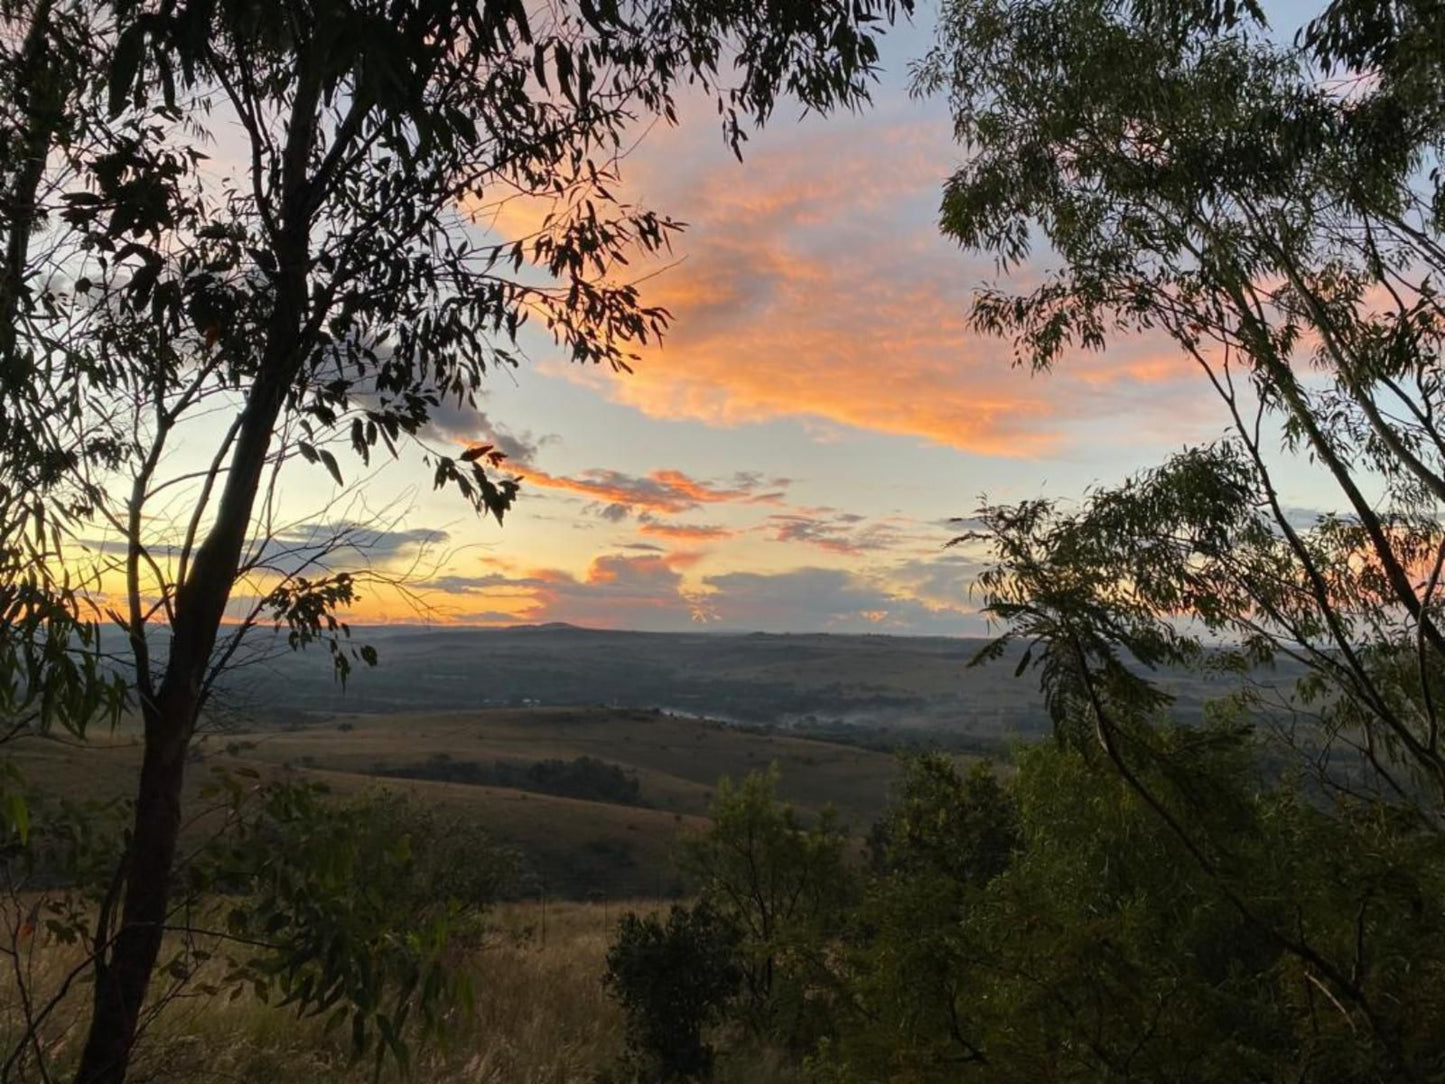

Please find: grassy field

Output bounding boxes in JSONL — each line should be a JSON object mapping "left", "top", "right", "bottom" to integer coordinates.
{"left": 0, "top": 898, "right": 789, "bottom": 1084}
{"left": 11, "top": 706, "right": 906, "bottom": 898}
{"left": 4, "top": 707, "right": 893, "bottom": 1080}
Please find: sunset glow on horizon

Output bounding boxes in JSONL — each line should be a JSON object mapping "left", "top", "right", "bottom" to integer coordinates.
{"left": 86, "top": 11, "right": 1335, "bottom": 639}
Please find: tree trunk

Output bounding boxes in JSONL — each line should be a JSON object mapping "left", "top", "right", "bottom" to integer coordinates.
{"left": 71, "top": 379, "right": 298, "bottom": 1082}
{"left": 71, "top": 44, "right": 320, "bottom": 1081}
{"left": 71, "top": 350, "right": 302, "bottom": 1081}
{"left": 72, "top": 689, "right": 193, "bottom": 1084}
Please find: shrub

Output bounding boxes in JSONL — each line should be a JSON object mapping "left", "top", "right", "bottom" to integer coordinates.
{"left": 205, "top": 784, "right": 516, "bottom": 1048}
{"left": 681, "top": 766, "right": 856, "bottom": 1044}
{"left": 603, "top": 902, "right": 742, "bottom": 1080}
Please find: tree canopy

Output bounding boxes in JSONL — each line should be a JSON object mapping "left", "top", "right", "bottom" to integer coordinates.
{"left": 917, "top": 0, "right": 1445, "bottom": 1067}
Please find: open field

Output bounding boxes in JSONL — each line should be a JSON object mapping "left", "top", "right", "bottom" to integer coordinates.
{"left": 224, "top": 707, "right": 901, "bottom": 824}
{"left": 12, "top": 707, "right": 905, "bottom": 898}
{"left": 2, "top": 898, "right": 786, "bottom": 1084}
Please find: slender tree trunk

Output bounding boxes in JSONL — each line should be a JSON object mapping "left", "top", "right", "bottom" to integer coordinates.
{"left": 73, "top": 690, "right": 193, "bottom": 1083}
{"left": 0, "top": 0, "right": 58, "bottom": 358}
{"left": 73, "top": 43, "right": 321, "bottom": 1082}
{"left": 72, "top": 363, "right": 298, "bottom": 1083}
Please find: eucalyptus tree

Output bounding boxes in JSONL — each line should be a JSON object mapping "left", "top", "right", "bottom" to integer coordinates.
{"left": 1, "top": 1, "right": 128, "bottom": 771}
{"left": 0, "top": 0, "right": 914, "bottom": 1079}
{"left": 921, "top": 0, "right": 1445, "bottom": 1063}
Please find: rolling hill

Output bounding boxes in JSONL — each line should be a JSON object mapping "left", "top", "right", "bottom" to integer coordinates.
{"left": 13, "top": 706, "right": 905, "bottom": 898}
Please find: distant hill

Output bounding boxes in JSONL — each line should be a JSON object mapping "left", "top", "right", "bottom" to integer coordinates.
{"left": 34, "top": 626, "right": 1307, "bottom": 898}
{"left": 208, "top": 625, "right": 1292, "bottom": 751}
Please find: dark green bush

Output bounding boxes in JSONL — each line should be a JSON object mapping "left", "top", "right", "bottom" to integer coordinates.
{"left": 603, "top": 902, "right": 742, "bottom": 1080}
{"left": 680, "top": 765, "right": 856, "bottom": 1045}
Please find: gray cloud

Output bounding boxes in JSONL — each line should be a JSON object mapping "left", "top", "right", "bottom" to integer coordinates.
{"left": 699, "top": 567, "right": 981, "bottom": 634}
{"left": 427, "top": 557, "right": 983, "bottom": 635}
{"left": 247, "top": 524, "right": 449, "bottom": 576}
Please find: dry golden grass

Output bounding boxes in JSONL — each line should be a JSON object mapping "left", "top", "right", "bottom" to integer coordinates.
{"left": 2, "top": 900, "right": 675, "bottom": 1084}
{"left": 2, "top": 897, "right": 800, "bottom": 1083}
{"left": 137, "top": 899, "right": 796, "bottom": 1084}
{"left": 136, "top": 900, "right": 647, "bottom": 1083}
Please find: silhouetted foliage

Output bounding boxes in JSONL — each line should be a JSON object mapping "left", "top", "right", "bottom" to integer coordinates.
{"left": 679, "top": 765, "right": 856, "bottom": 1047}
{"left": 603, "top": 902, "right": 742, "bottom": 1082}
{"left": 1, "top": 772, "right": 517, "bottom": 1081}
{"left": 648, "top": 751, "right": 1445, "bottom": 1081}
{"left": 0, "top": 0, "right": 913, "bottom": 1076}
{"left": 909, "top": 0, "right": 1445, "bottom": 1070}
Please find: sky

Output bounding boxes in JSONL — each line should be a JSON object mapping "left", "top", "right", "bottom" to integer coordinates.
{"left": 148, "top": 1, "right": 1336, "bottom": 636}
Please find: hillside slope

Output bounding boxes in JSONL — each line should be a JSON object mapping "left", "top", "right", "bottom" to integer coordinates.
{"left": 14, "top": 707, "right": 904, "bottom": 897}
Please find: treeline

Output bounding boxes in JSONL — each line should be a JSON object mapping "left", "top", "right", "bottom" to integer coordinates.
{"left": 373, "top": 753, "right": 648, "bottom": 808}
{"left": 603, "top": 749, "right": 1445, "bottom": 1082}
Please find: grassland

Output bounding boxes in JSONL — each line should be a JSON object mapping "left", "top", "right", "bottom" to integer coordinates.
{"left": 207, "top": 625, "right": 1295, "bottom": 755}
{"left": 1, "top": 897, "right": 789, "bottom": 1084}
{"left": 7, "top": 705, "right": 884, "bottom": 1079}
{"left": 12, "top": 706, "right": 905, "bottom": 898}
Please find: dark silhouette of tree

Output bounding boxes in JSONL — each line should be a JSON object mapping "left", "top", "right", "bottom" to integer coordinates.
{"left": 0, "top": 1, "right": 914, "bottom": 1079}
{"left": 923, "top": 0, "right": 1445, "bottom": 1067}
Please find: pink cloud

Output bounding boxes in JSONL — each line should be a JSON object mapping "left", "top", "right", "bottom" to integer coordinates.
{"left": 517, "top": 465, "right": 778, "bottom": 515}
{"left": 543, "top": 114, "right": 1207, "bottom": 457}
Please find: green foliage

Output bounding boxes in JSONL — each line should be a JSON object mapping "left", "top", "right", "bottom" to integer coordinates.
{"left": 1, "top": 771, "right": 514, "bottom": 1079}
{"left": 681, "top": 765, "right": 856, "bottom": 1045}
{"left": 814, "top": 741, "right": 1445, "bottom": 1083}
{"left": 587, "top": 751, "right": 1445, "bottom": 1082}
{"left": 603, "top": 902, "right": 743, "bottom": 1082}
{"left": 0, "top": 785, "right": 129, "bottom": 995}
{"left": 871, "top": 755, "right": 1017, "bottom": 886}
{"left": 187, "top": 777, "right": 515, "bottom": 1077}
{"left": 915, "top": 0, "right": 1445, "bottom": 1069}
{"left": 921, "top": 0, "right": 1445, "bottom": 800}
{"left": 833, "top": 756, "right": 1018, "bottom": 1078}
{"left": 957, "top": 743, "right": 1292, "bottom": 1083}
{"left": 0, "top": 0, "right": 129, "bottom": 765}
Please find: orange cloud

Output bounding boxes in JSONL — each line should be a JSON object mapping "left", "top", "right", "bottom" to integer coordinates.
{"left": 638, "top": 521, "right": 737, "bottom": 541}
{"left": 517, "top": 464, "right": 778, "bottom": 515}
{"left": 543, "top": 117, "right": 1203, "bottom": 456}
